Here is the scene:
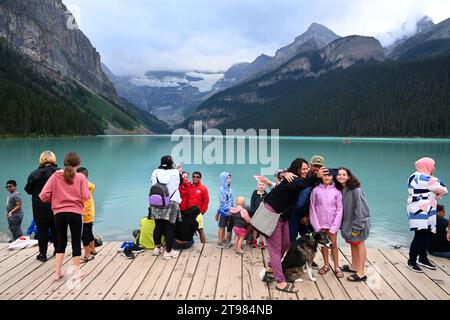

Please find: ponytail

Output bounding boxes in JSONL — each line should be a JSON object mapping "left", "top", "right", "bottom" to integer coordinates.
{"left": 63, "top": 152, "right": 81, "bottom": 185}
{"left": 64, "top": 166, "right": 76, "bottom": 184}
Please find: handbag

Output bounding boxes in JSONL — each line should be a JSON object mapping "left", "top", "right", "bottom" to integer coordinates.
{"left": 250, "top": 202, "right": 280, "bottom": 237}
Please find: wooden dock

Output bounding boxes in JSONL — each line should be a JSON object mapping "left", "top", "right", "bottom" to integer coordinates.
{"left": 0, "top": 242, "right": 449, "bottom": 300}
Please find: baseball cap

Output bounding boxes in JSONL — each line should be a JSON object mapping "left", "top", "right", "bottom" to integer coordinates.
{"left": 310, "top": 155, "right": 326, "bottom": 167}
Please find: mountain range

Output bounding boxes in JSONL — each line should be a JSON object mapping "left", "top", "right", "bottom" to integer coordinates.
{"left": 0, "top": 0, "right": 449, "bottom": 137}
{"left": 185, "top": 17, "right": 450, "bottom": 137}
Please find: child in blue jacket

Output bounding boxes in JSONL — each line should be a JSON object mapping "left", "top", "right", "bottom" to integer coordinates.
{"left": 216, "top": 172, "right": 234, "bottom": 249}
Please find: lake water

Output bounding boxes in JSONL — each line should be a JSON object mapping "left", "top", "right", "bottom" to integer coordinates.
{"left": 1, "top": 136, "right": 449, "bottom": 248}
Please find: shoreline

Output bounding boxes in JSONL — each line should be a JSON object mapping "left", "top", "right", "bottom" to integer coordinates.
{"left": 1, "top": 134, "right": 450, "bottom": 142}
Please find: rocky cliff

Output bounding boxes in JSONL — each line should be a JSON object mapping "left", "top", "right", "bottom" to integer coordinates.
{"left": 0, "top": 0, "right": 116, "bottom": 98}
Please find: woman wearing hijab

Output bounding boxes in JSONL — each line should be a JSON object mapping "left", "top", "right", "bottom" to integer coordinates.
{"left": 406, "top": 157, "right": 448, "bottom": 273}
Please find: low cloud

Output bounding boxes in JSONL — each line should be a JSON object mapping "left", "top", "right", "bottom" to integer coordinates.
{"left": 63, "top": 0, "right": 450, "bottom": 75}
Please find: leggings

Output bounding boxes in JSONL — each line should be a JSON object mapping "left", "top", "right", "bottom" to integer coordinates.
{"left": 36, "top": 221, "right": 57, "bottom": 256}
{"left": 82, "top": 222, "right": 94, "bottom": 247}
{"left": 54, "top": 212, "right": 83, "bottom": 257}
{"left": 409, "top": 229, "right": 431, "bottom": 264}
{"left": 153, "top": 219, "right": 176, "bottom": 252}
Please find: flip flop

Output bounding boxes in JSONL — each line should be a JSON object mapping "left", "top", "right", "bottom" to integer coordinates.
{"left": 347, "top": 273, "right": 367, "bottom": 282}
{"left": 275, "top": 283, "right": 298, "bottom": 294}
{"left": 342, "top": 264, "right": 357, "bottom": 273}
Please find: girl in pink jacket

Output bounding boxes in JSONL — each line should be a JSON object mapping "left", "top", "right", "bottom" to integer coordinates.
{"left": 231, "top": 196, "right": 251, "bottom": 254}
{"left": 309, "top": 172, "right": 344, "bottom": 278}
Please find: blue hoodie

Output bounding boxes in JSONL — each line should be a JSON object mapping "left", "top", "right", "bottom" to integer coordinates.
{"left": 218, "top": 172, "right": 234, "bottom": 217}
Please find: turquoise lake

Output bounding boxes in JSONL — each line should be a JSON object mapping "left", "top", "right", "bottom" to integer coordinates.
{"left": 1, "top": 136, "right": 449, "bottom": 248}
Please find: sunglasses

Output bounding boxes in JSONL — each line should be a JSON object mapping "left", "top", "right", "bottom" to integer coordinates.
{"left": 5, "top": 185, "right": 14, "bottom": 189}
{"left": 193, "top": 175, "right": 201, "bottom": 178}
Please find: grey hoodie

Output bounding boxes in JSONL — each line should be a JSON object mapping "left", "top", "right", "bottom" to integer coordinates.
{"left": 341, "top": 187, "right": 370, "bottom": 242}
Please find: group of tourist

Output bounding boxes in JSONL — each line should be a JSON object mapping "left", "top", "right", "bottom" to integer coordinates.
{"left": 6, "top": 151, "right": 96, "bottom": 280}
{"left": 4, "top": 151, "right": 449, "bottom": 288}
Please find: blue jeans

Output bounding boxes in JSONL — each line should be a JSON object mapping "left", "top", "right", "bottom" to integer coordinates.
{"left": 8, "top": 212, "right": 23, "bottom": 240}
{"left": 173, "top": 239, "right": 194, "bottom": 250}
{"left": 429, "top": 251, "right": 450, "bottom": 258}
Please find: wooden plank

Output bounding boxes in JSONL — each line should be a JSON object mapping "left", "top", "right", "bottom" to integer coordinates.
{"left": 397, "top": 250, "right": 450, "bottom": 296}
{"left": 242, "top": 248, "right": 271, "bottom": 300}
{"left": 147, "top": 251, "right": 180, "bottom": 300}
{"left": 380, "top": 249, "right": 447, "bottom": 300}
{"left": 20, "top": 244, "right": 90, "bottom": 300}
{"left": 261, "top": 249, "right": 298, "bottom": 301}
{"left": 0, "top": 248, "right": 72, "bottom": 300}
{"left": 0, "top": 246, "right": 73, "bottom": 299}
{"left": 340, "top": 247, "right": 400, "bottom": 300}
{"left": 173, "top": 243, "right": 203, "bottom": 300}
{"left": 335, "top": 248, "right": 377, "bottom": 300}
{"left": 200, "top": 244, "right": 221, "bottom": 300}
{"left": 366, "top": 249, "right": 425, "bottom": 300}
{"left": 161, "top": 246, "right": 193, "bottom": 300}
{"left": 133, "top": 248, "right": 176, "bottom": 300}
{"left": 187, "top": 243, "right": 214, "bottom": 300}
{"left": 69, "top": 243, "right": 134, "bottom": 300}
{"left": 431, "top": 256, "right": 450, "bottom": 276}
{"left": 315, "top": 252, "right": 350, "bottom": 300}
{"left": 104, "top": 251, "right": 158, "bottom": 300}
{"left": 0, "top": 243, "right": 9, "bottom": 251}
{"left": 215, "top": 248, "right": 242, "bottom": 300}
{"left": 0, "top": 246, "right": 39, "bottom": 264}
{"left": 0, "top": 247, "right": 40, "bottom": 286}
{"left": 43, "top": 243, "right": 116, "bottom": 300}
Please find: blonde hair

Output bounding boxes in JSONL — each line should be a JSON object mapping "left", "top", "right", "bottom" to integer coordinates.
{"left": 39, "top": 151, "right": 57, "bottom": 167}
{"left": 236, "top": 196, "right": 246, "bottom": 206}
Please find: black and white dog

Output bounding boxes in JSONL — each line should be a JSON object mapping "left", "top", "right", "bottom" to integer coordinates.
{"left": 260, "top": 232, "right": 332, "bottom": 283}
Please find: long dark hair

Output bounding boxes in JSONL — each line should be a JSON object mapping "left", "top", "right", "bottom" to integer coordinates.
{"left": 287, "top": 158, "right": 308, "bottom": 175}
{"left": 334, "top": 167, "right": 361, "bottom": 190}
{"left": 63, "top": 152, "right": 81, "bottom": 185}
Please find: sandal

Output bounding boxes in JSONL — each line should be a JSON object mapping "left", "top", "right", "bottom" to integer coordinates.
{"left": 342, "top": 265, "right": 357, "bottom": 273}
{"left": 81, "top": 255, "right": 94, "bottom": 264}
{"left": 335, "top": 267, "right": 344, "bottom": 278}
{"left": 347, "top": 273, "right": 367, "bottom": 282}
{"left": 275, "top": 283, "right": 298, "bottom": 294}
{"left": 318, "top": 265, "right": 331, "bottom": 275}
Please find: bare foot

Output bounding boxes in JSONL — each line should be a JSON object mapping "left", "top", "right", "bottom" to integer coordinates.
{"left": 237, "top": 249, "right": 245, "bottom": 255}
{"left": 71, "top": 269, "right": 86, "bottom": 280}
{"left": 54, "top": 271, "right": 65, "bottom": 281}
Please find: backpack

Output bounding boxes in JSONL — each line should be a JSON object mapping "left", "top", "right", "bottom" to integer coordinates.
{"left": 149, "top": 174, "right": 176, "bottom": 208}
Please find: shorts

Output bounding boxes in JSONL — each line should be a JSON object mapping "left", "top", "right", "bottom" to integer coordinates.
{"left": 346, "top": 240, "right": 362, "bottom": 246}
{"left": 196, "top": 214, "right": 204, "bottom": 229}
{"left": 234, "top": 226, "right": 247, "bottom": 238}
{"left": 218, "top": 215, "right": 234, "bottom": 233}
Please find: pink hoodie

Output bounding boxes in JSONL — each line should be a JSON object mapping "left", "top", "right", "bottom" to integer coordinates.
{"left": 39, "top": 170, "right": 90, "bottom": 215}
{"left": 230, "top": 205, "right": 251, "bottom": 224}
{"left": 309, "top": 183, "right": 343, "bottom": 234}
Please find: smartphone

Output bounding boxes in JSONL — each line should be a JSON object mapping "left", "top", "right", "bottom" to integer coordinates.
{"left": 253, "top": 175, "right": 262, "bottom": 181}
{"left": 327, "top": 168, "right": 339, "bottom": 176}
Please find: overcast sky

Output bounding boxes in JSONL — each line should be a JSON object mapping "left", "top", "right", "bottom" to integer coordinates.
{"left": 62, "top": 0, "right": 450, "bottom": 76}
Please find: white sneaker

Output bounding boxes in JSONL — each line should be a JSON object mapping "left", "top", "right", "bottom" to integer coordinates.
{"left": 152, "top": 247, "right": 161, "bottom": 256}
{"left": 170, "top": 250, "right": 179, "bottom": 258}
{"left": 163, "top": 251, "right": 172, "bottom": 260}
